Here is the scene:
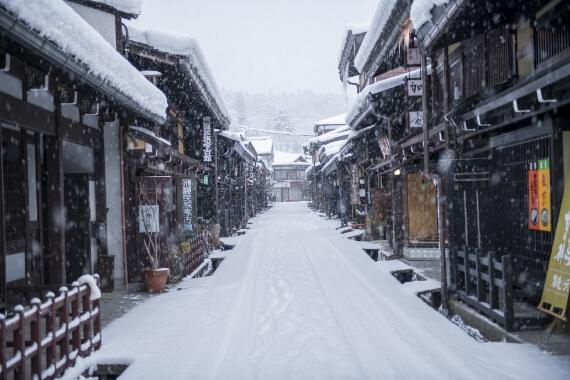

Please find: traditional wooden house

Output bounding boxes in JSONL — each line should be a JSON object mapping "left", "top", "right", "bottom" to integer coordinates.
{"left": 344, "top": 0, "right": 441, "bottom": 257}
{"left": 249, "top": 136, "right": 274, "bottom": 211}
{"left": 0, "top": 0, "right": 167, "bottom": 307}
{"left": 413, "top": 0, "right": 570, "bottom": 329}
{"left": 305, "top": 124, "right": 350, "bottom": 212}
{"left": 338, "top": 23, "right": 369, "bottom": 95}
{"left": 217, "top": 131, "right": 258, "bottom": 236}
{"left": 122, "top": 26, "right": 230, "bottom": 282}
{"left": 272, "top": 151, "right": 310, "bottom": 203}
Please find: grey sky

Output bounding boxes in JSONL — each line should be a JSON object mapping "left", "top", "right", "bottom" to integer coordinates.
{"left": 128, "top": 0, "right": 378, "bottom": 94}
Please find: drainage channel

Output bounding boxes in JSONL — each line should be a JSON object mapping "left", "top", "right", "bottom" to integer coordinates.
{"left": 390, "top": 268, "right": 491, "bottom": 343}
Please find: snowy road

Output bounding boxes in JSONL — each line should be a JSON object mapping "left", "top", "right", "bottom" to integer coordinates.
{"left": 75, "top": 203, "right": 570, "bottom": 379}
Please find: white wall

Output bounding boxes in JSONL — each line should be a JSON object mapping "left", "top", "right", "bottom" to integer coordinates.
{"left": 103, "top": 120, "right": 125, "bottom": 288}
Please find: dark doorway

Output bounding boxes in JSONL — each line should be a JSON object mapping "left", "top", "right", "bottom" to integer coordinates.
{"left": 64, "top": 175, "right": 91, "bottom": 283}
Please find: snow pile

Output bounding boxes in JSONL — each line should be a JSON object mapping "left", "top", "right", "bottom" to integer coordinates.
{"left": 410, "top": 0, "right": 451, "bottom": 30}
{"left": 127, "top": 26, "right": 230, "bottom": 122}
{"left": 90, "top": 0, "right": 143, "bottom": 15}
{"left": 67, "top": 203, "right": 570, "bottom": 379}
{"left": 0, "top": 0, "right": 167, "bottom": 121}
{"left": 77, "top": 275, "right": 102, "bottom": 301}
{"left": 354, "top": 0, "right": 398, "bottom": 72}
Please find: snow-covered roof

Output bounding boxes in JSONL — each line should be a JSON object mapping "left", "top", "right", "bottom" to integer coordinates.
{"left": 320, "top": 139, "right": 347, "bottom": 158}
{"left": 0, "top": 0, "right": 168, "bottom": 122}
{"left": 248, "top": 137, "right": 273, "bottom": 156}
{"left": 273, "top": 150, "right": 307, "bottom": 165}
{"left": 354, "top": 1, "right": 398, "bottom": 73}
{"left": 346, "top": 67, "right": 429, "bottom": 125}
{"left": 307, "top": 124, "right": 350, "bottom": 154}
{"left": 314, "top": 113, "right": 348, "bottom": 127}
{"left": 88, "top": 0, "right": 143, "bottom": 15}
{"left": 220, "top": 131, "right": 245, "bottom": 142}
{"left": 128, "top": 26, "right": 230, "bottom": 126}
{"left": 337, "top": 23, "right": 369, "bottom": 67}
{"left": 410, "top": 0, "right": 450, "bottom": 31}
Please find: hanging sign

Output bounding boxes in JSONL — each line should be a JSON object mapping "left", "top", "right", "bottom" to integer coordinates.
{"left": 202, "top": 116, "right": 212, "bottom": 162}
{"left": 378, "top": 136, "right": 390, "bottom": 158}
{"left": 538, "top": 165, "right": 570, "bottom": 321}
{"left": 407, "top": 48, "right": 421, "bottom": 66}
{"left": 409, "top": 111, "right": 423, "bottom": 128}
{"left": 139, "top": 205, "right": 160, "bottom": 233}
{"left": 407, "top": 79, "right": 423, "bottom": 97}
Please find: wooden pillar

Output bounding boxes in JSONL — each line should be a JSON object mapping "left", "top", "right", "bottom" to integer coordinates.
{"left": 44, "top": 132, "right": 65, "bottom": 284}
{"left": 94, "top": 120, "right": 108, "bottom": 257}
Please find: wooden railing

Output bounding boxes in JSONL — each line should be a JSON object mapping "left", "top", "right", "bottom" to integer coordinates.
{"left": 0, "top": 278, "right": 101, "bottom": 380}
{"left": 452, "top": 247, "right": 515, "bottom": 330}
{"left": 184, "top": 235, "right": 205, "bottom": 276}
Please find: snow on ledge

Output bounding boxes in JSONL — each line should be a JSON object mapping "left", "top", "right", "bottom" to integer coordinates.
{"left": 410, "top": 0, "right": 451, "bottom": 31}
{"left": 0, "top": 0, "right": 168, "bottom": 121}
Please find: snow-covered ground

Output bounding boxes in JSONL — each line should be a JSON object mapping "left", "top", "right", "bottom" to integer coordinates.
{"left": 71, "top": 203, "right": 569, "bottom": 379}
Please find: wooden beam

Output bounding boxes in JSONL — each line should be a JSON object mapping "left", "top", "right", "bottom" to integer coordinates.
{"left": 0, "top": 92, "right": 56, "bottom": 135}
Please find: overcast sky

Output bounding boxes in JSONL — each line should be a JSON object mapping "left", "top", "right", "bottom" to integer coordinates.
{"left": 127, "top": 0, "right": 378, "bottom": 95}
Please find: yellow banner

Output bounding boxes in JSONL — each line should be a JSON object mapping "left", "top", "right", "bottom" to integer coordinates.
{"left": 538, "top": 162, "right": 570, "bottom": 320}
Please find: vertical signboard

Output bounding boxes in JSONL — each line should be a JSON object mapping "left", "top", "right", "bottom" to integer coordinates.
{"left": 350, "top": 164, "right": 360, "bottom": 205}
{"left": 539, "top": 159, "right": 551, "bottom": 231}
{"left": 182, "top": 178, "right": 192, "bottom": 231}
{"left": 202, "top": 116, "right": 212, "bottom": 163}
{"left": 538, "top": 167, "right": 570, "bottom": 321}
{"left": 529, "top": 159, "right": 551, "bottom": 231}
{"left": 528, "top": 162, "right": 539, "bottom": 230}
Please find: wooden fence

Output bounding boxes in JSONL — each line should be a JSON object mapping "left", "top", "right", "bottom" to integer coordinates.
{"left": 453, "top": 247, "right": 515, "bottom": 330}
{"left": 0, "top": 279, "right": 101, "bottom": 380}
{"left": 184, "top": 235, "right": 205, "bottom": 276}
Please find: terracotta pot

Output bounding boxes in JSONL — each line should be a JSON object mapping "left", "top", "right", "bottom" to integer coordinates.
{"left": 142, "top": 268, "right": 170, "bottom": 293}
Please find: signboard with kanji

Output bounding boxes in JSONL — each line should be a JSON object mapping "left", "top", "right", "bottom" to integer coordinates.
{"left": 407, "top": 48, "right": 421, "bottom": 66}
{"left": 202, "top": 116, "right": 212, "bottom": 163}
{"left": 538, "top": 162, "right": 569, "bottom": 321}
{"left": 350, "top": 164, "right": 360, "bottom": 205}
{"left": 407, "top": 79, "right": 422, "bottom": 97}
{"left": 409, "top": 111, "right": 423, "bottom": 128}
{"left": 378, "top": 136, "right": 390, "bottom": 158}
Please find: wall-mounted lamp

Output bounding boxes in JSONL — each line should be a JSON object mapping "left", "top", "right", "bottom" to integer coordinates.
{"left": 394, "top": 169, "right": 401, "bottom": 176}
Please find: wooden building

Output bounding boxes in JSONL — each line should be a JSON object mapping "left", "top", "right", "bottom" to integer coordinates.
{"left": 414, "top": 0, "right": 570, "bottom": 330}
{"left": 0, "top": 0, "right": 167, "bottom": 307}
{"left": 122, "top": 26, "right": 230, "bottom": 282}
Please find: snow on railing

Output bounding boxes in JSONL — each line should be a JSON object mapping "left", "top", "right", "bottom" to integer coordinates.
{"left": 0, "top": 275, "right": 102, "bottom": 380}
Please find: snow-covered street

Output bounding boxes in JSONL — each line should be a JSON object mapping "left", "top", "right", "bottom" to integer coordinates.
{"left": 77, "top": 203, "right": 569, "bottom": 379}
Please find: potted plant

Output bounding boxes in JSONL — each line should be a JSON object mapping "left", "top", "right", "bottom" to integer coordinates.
{"left": 138, "top": 180, "right": 169, "bottom": 292}
{"left": 351, "top": 205, "right": 367, "bottom": 229}
{"left": 369, "top": 189, "right": 393, "bottom": 245}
